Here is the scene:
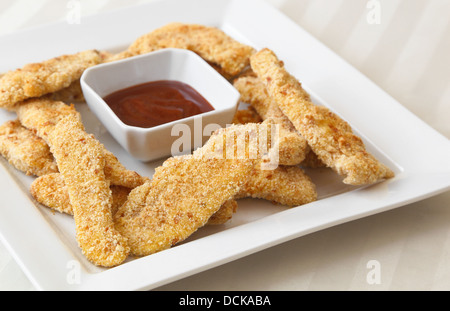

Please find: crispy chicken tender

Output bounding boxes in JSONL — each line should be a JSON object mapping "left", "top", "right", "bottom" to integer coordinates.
{"left": 234, "top": 75, "right": 289, "bottom": 122}
{"left": 250, "top": 48, "right": 394, "bottom": 185}
{"left": 15, "top": 98, "right": 148, "bottom": 189}
{"left": 30, "top": 172, "right": 238, "bottom": 225}
{"left": 46, "top": 80, "right": 85, "bottom": 103}
{"left": 102, "top": 149, "right": 149, "bottom": 189}
{"left": 231, "top": 107, "right": 262, "bottom": 125}
{"left": 114, "top": 125, "right": 262, "bottom": 256}
{"left": 14, "top": 99, "right": 81, "bottom": 142}
{"left": 114, "top": 155, "right": 254, "bottom": 256}
{"left": 207, "top": 199, "right": 238, "bottom": 225}
{"left": 30, "top": 173, "right": 72, "bottom": 215}
{"left": 233, "top": 75, "right": 311, "bottom": 166}
{"left": 193, "top": 122, "right": 317, "bottom": 206}
{"left": 0, "top": 50, "right": 102, "bottom": 109}
{"left": 48, "top": 116, "right": 129, "bottom": 267}
{"left": 195, "top": 121, "right": 317, "bottom": 206}
{"left": 30, "top": 173, "right": 132, "bottom": 216}
{"left": 0, "top": 120, "right": 58, "bottom": 176}
{"left": 114, "top": 23, "right": 255, "bottom": 77}
{"left": 194, "top": 121, "right": 279, "bottom": 169}
{"left": 236, "top": 165, "right": 317, "bottom": 207}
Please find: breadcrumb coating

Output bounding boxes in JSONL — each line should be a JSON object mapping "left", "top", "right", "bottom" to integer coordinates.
{"left": 233, "top": 75, "right": 310, "bottom": 166}
{"left": 114, "top": 126, "right": 263, "bottom": 256}
{"left": 30, "top": 173, "right": 72, "bottom": 215}
{"left": 30, "top": 173, "right": 132, "bottom": 216}
{"left": 250, "top": 48, "right": 394, "bottom": 185}
{"left": 14, "top": 98, "right": 81, "bottom": 143}
{"left": 194, "top": 121, "right": 278, "bottom": 165}
{"left": 0, "top": 120, "right": 57, "bottom": 176}
{"left": 194, "top": 122, "right": 317, "bottom": 206}
{"left": 0, "top": 50, "right": 102, "bottom": 108}
{"left": 236, "top": 165, "right": 317, "bottom": 207}
{"left": 231, "top": 107, "right": 262, "bottom": 125}
{"left": 114, "top": 154, "right": 254, "bottom": 256}
{"left": 48, "top": 116, "right": 129, "bottom": 267}
{"left": 46, "top": 80, "right": 85, "bottom": 103}
{"left": 116, "top": 23, "right": 256, "bottom": 77}
{"left": 207, "top": 199, "right": 238, "bottom": 225}
{"left": 102, "top": 149, "right": 149, "bottom": 189}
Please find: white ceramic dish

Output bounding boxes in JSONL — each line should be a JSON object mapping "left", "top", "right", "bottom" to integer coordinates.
{"left": 81, "top": 48, "right": 240, "bottom": 162}
{"left": 0, "top": 0, "right": 449, "bottom": 291}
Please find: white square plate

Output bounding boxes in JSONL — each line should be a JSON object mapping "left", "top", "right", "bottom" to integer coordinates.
{"left": 0, "top": 0, "right": 449, "bottom": 291}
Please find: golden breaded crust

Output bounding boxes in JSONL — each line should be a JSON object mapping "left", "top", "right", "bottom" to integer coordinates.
{"left": 193, "top": 122, "right": 317, "bottom": 206}
{"left": 0, "top": 50, "right": 102, "bottom": 108}
{"left": 14, "top": 98, "right": 81, "bottom": 142}
{"left": 250, "top": 48, "right": 394, "bottom": 185}
{"left": 194, "top": 121, "right": 278, "bottom": 163}
{"left": 232, "top": 107, "right": 262, "bottom": 125}
{"left": 109, "top": 185, "right": 133, "bottom": 216}
{"left": 234, "top": 75, "right": 310, "bottom": 166}
{"left": 114, "top": 154, "right": 255, "bottom": 256}
{"left": 234, "top": 75, "right": 278, "bottom": 120}
{"left": 48, "top": 116, "right": 129, "bottom": 267}
{"left": 103, "top": 149, "right": 149, "bottom": 189}
{"left": 123, "top": 23, "right": 256, "bottom": 77}
{"left": 0, "top": 120, "right": 58, "bottom": 176}
{"left": 207, "top": 199, "right": 238, "bottom": 225}
{"left": 46, "top": 80, "right": 85, "bottom": 103}
{"left": 30, "top": 173, "right": 72, "bottom": 215}
{"left": 236, "top": 165, "right": 317, "bottom": 207}
{"left": 30, "top": 173, "right": 132, "bottom": 216}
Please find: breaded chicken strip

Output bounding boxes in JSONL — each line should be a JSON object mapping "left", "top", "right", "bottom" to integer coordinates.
{"left": 48, "top": 116, "right": 129, "bottom": 267}
{"left": 231, "top": 107, "right": 262, "bottom": 125}
{"left": 207, "top": 199, "right": 238, "bottom": 225}
{"left": 30, "top": 173, "right": 73, "bottom": 215}
{"left": 43, "top": 51, "right": 113, "bottom": 103}
{"left": 30, "top": 173, "right": 131, "bottom": 216}
{"left": 251, "top": 49, "right": 394, "bottom": 185}
{"left": 0, "top": 50, "right": 102, "bottom": 109}
{"left": 236, "top": 165, "right": 317, "bottom": 207}
{"left": 15, "top": 98, "right": 148, "bottom": 189}
{"left": 30, "top": 172, "right": 238, "bottom": 225}
{"left": 194, "top": 122, "right": 317, "bottom": 206}
{"left": 113, "top": 23, "right": 255, "bottom": 78}
{"left": 234, "top": 75, "right": 289, "bottom": 122}
{"left": 194, "top": 121, "right": 279, "bottom": 169}
{"left": 114, "top": 155, "right": 255, "bottom": 256}
{"left": 234, "top": 75, "right": 311, "bottom": 166}
{"left": 46, "top": 80, "right": 85, "bottom": 103}
{"left": 0, "top": 120, "right": 57, "bottom": 176}
{"left": 14, "top": 99, "right": 81, "bottom": 142}
{"left": 102, "top": 149, "right": 149, "bottom": 189}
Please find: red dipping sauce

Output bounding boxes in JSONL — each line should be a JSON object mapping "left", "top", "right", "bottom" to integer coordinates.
{"left": 103, "top": 80, "right": 214, "bottom": 128}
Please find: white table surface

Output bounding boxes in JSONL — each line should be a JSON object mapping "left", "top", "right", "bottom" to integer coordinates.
{"left": 0, "top": 0, "right": 449, "bottom": 291}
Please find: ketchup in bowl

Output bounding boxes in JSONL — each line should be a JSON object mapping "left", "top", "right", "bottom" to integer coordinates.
{"left": 103, "top": 80, "right": 214, "bottom": 128}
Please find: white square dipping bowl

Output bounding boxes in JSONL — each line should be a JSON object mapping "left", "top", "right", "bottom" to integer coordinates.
{"left": 80, "top": 48, "right": 240, "bottom": 162}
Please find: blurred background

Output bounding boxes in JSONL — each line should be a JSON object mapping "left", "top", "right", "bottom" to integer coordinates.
{"left": 0, "top": 0, "right": 449, "bottom": 290}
